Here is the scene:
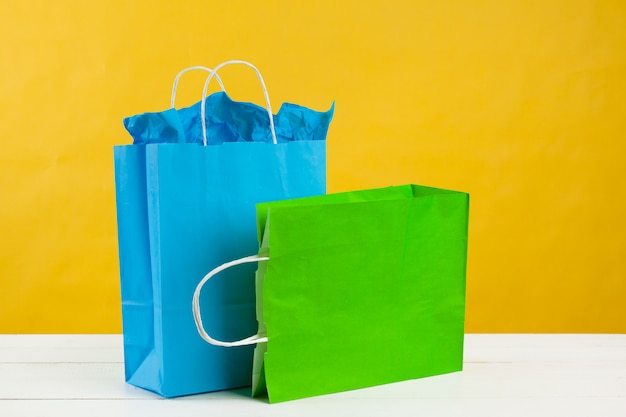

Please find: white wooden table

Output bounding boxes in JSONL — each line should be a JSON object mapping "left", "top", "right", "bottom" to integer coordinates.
{"left": 1, "top": 334, "right": 624, "bottom": 416}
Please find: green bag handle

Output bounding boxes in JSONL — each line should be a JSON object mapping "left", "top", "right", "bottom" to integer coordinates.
{"left": 200, "top": 60, "right": 278, "bottom": 146}
{"left": 170, "top": 66, "right": 227, "bottom": 109}
{"left": 192, "top": 254, "right": 269, "bottom": 347}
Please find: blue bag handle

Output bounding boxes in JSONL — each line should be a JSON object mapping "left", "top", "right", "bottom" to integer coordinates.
{"left": 200, "top": 60, "right": 278, "bottom": 146}
{"left": 170, "top": 66, "right": 227, "bottom": 109}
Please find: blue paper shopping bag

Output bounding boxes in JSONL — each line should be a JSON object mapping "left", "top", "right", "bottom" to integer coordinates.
{"left": 113, "top": 61, "right": 333, "bottom": 397}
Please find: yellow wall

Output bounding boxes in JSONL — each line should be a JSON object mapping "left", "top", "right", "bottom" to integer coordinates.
{"left": 1, "top": 1, "right": 625, "bottom": 333}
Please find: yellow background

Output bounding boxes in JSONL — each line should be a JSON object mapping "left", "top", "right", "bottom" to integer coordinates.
{"left": 1, "top": 1, "right": 624, "bottom": 333}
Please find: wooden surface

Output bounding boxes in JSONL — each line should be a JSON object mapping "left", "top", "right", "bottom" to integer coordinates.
{"left": 1, "top": 334, "right": 625, "bottom": 416}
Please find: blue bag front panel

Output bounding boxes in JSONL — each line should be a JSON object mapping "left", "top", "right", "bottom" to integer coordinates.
{"left": 140, "top": 141, "right": 325, "bottom": 396}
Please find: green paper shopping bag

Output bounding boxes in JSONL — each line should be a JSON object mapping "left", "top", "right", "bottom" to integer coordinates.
{"left": 193, "top": 185, "right": 469, "bottom": 403}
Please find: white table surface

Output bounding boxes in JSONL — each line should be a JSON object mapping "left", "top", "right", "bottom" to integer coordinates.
{"left": 1, "top": 334, "right": 624, "bottom": 417}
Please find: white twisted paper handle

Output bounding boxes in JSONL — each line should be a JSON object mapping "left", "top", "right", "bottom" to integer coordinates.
{"left": 192, "top": 254, "right": 269, "bottom": 347}
{"left": 170, "top": 66, "right": 226, "bottom": 109}
{"left": 200, "top": 60, "right": 278, "bottom": 146}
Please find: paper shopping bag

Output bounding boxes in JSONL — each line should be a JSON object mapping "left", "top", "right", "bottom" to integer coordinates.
{"left": 114, "top": 61, "right": 333, "bottom": 397}
{"left": 193, "top": 184, "right": 469, "bottom": 402}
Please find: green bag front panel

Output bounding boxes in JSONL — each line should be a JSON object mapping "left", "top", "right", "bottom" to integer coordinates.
{"left": 254, "top": 185, "right": 469, "bottom": 403}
